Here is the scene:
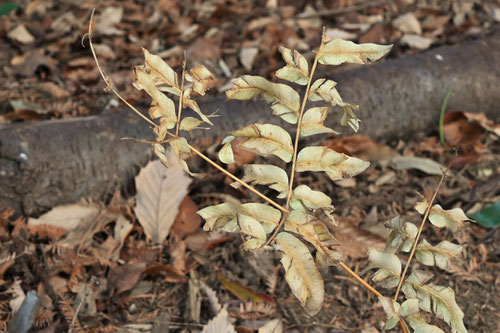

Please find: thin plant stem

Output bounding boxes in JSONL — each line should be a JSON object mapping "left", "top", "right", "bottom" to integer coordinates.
{"left": 175, "top": 53, "right": 187, "bottom": 136}
{"left": 87, "top": 9, "right": 282, "bottom": 213}
{"left": 86, "top": 9, "right": 157, "bottom": 129}
{"left": 187, "top": 144, "right": 287, "bottom": 213}
{"left": 264, "top": 29, "right": 327, "bottom": 246}
{"left": 393, "top": 169, "right": 448, "bottom": 301}
{"left": 439, "top": 86, "right": 453, "bottom": 146}
{"left": 338, "top": 263, "right": 408, "bottom": 333}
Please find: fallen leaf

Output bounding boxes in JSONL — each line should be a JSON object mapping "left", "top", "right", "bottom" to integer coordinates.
{"left": 391, "top": 156, "right": 448, "bottom": 176}
{"left": 185, "top": 231, "right": 232, "bottom": 251}
{"left": 28, "top": 203, "right": 101, "bottom": 233}
{"left": 201, "top": 306, "right": 236, "bottom": 333}
{"left": 392, "top": 13, "right": 422, "bottom": 35}
{"left": 7, "top": 24, "right": 35, "bottom": 44}
{"left": 218, "top": 273, "right": 274, "bottom": 304}
{"left": 143, "top": 264, "right": 186, "bottom": 283}
{"left": 134, "top": 152, "right": 192, "bottom": 244}
{"left": 171, "top": 196, "right": 202, "bottom": 239}
{"left": 325, "top": 135, "right": 400, "bottom": 162}
{"left": 240, "top": 47, "right": 259, "bottom": 71}
{"left": 108, "top": 262, "right": 146, "bottom": 295}
{"left": 96, "top": 6, "right": 125, "bottom": 36}
{"left": 400, "top": 34, "right": 433, "bottom": 50}
{"left": 443, "top": 110, "right": 489, "bottom": 148}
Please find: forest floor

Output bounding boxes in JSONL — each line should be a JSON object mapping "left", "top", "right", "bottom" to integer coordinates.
{"left": 0, "top": 1, "right": 499, "bottom": 332}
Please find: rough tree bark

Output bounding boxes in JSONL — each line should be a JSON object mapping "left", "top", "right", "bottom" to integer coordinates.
{"left": 1, "top": 33, "right": 499, "bottom": 215}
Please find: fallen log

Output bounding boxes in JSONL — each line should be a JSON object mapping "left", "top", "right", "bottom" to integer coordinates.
{"left": 1, "top": 33, "right": 499, "bottom": 215}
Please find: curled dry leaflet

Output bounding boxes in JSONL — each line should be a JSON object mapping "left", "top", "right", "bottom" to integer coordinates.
{"left": 89, "top": 15, "right": 470, "bottom": 331}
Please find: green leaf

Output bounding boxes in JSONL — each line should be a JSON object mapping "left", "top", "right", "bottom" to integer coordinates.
{"left": 300, "top": 107, "right": 339, "bottom": 137}
{"left": 402, "top": 271, "right": 467, "bottom": 333}
{"left": 415, "top": 202, "right": 470, "bottom": 233}
{"left": 317, "top": 39, "right": 392, "bottom": 66}
{"left": 226, "top": 75, "right": 301, "bottom": 124}
{"left": 0, "top": 3, "right": 20, "bottom": 17}
{"left": 135, "top": 69, "right": 177, "bottom": 129}
{"left": 275, "top": 46, "right": 309, "bottom": 85}
{"left": 275, "top": 232, "right": 324, "bottom": 316}
{"left": 219, "top": 137, "right": 235, "bottom": 164}
{"left": 230, "top": 124, "right": 293, "bottom": 162}
{"left": 231, "top": 164, "right": 289, "bottom": 198}
{"left": 416, "top": 240, "right": 463, "bottom": 270}
{"left": 378, "top": 296, "right": 401, "bottom": 330}
{"left": 366, "top": 248, "right": 401, "bottom": 288}
{"left": 385, "top": 216, "right": 417, "bottom": 253}
{"left": 284, "top": 210, "right": 342, "bottom": 268}
{"left": 470, "top": 202, "right": 500, "bottom": 228}
{"left": 180, "top": 117, "right": 205, "bottom": 131}
{"left": 296, "top": 146, "right": 370, "bottom": 181}
{"left": 198, "top": 203, "right": 239, "bottom": 232}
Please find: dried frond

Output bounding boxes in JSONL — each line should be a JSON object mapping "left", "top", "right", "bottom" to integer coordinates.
{"left": 238, "top": 302, "right": 276, "bottom": 320}
{"left": 34, "top": 308, "right": 55, "bottom": 329}
{"left": 59, "top": 296, "right": 82, "bottom": 333}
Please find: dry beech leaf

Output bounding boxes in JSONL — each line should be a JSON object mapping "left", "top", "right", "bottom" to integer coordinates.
{"left": 402, "top": 271, "right": 467, "bottom": 333}
{"left": 301, "top": 107, "right": 338, "bottom": 137}
{"left": 201, "top": 306, "right": 236, "bottom": 333}
{"left": 415, "top": 202, "right": 470, "bottom": 233}
{"left": 317, "top": 39, "right": 392, "bottom": 65}
{"left": 276, "top": 46, "right": 309, "bottom": 85}
{"left": 275, "top": 232, "right": 324, "bottom": 315}
{"left": 226, "top": 75, "right": 300, "bottom": 124}
{"left": 231, "top": 164, "right": 289, "bottom": 198}
{"left": 296, "top": 146, "right": 369, "bottom": 181}
{"left": 108, "top": 262, "right": 147, "bottom": 295}
{"left": 391, "top": 156, "right": 447, "bottom": 176}
{"left": 230, "top": 124, "right": 293, "bottom": 162}
{"left": 28, "top": 203, "right": 101, "bottom": 233}
{"left": 134, "top": 152, "right": 191, "bottom": 244}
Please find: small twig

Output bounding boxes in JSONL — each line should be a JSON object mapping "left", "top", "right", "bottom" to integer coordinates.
{"left": 121, "top": 137, "right": 176, "bottom": 145}
{"left": 86, "top": 9, "right": 280, "bottom": 213}
{"left": 69, "top": 275, "right": 97, "bottom": 333}
{"left": 393, "top": 166, "right": 450, "bottom": 301}
{"left": 264, "top": 28, "right": 327, "bottom": 247}
{"left": 85, "top": 9, "right": 158, "bottom": 129}
{"left": 175, "top": 51, "right": 187, "bottom": 136}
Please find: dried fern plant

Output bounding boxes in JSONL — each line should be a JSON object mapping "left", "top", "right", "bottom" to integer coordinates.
{"left": 87, "top": 10, "right": 470, "bottom": 332}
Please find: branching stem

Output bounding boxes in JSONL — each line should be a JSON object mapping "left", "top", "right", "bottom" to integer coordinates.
{"left": 87, "top": 9, "right": 283, "bottom": 213}
{"left": 264, "top": 29, "right": 327, "bottom": 246}
{"left": 175, "top": 54, "right": 187, "bottom": 136}
{"left": 393, "top": 168, "right": 448, "bottom": 301}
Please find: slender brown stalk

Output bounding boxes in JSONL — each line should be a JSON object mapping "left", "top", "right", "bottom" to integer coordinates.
{"left": 175, "top": 54, "right": 187, "bottom": 136}
{"left": 86, "top": 9, "right": 157, "bottom": 129}
{"left": 187, "top": 145, "right": 287, "bottom": 213}
{"left": 393, "top": 169, "right": 448, "bottom": 300}
{"left": 264, "top": 29, "right": 327, "bottom": 247}
{"left": 87, "top": 9, "right": 282, "bottom": 214}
